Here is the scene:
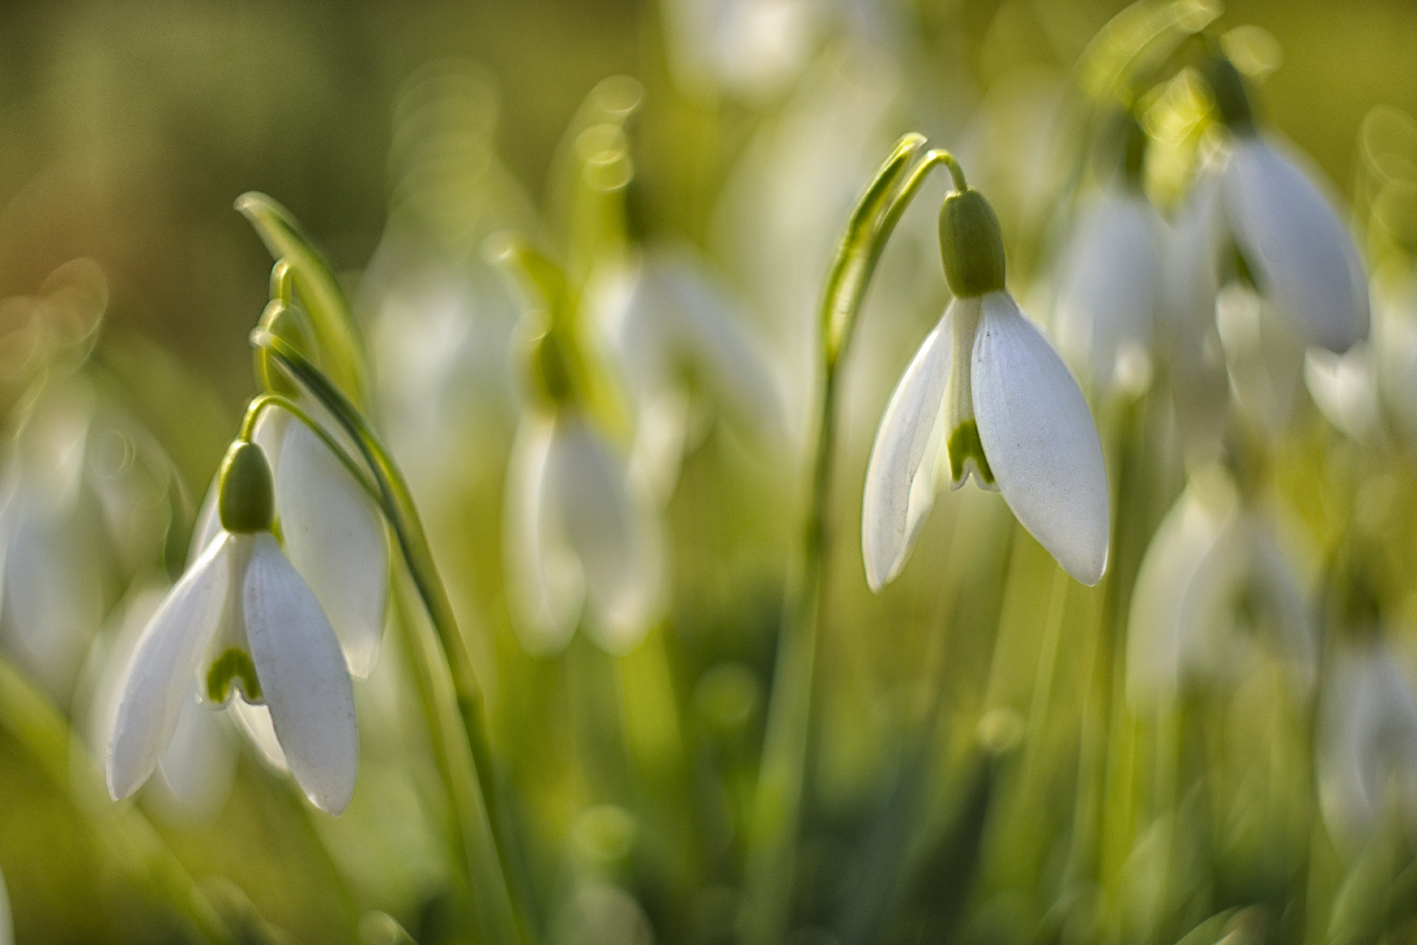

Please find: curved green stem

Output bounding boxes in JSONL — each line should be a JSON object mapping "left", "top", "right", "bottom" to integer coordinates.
{"left": 250, "top": 329, "right": 524, "bottom": 945}
{"left": 237, "top": 393, "right": 382, "bottom": 506}
{"left": 742, "top": 133, "right": 955, "bottom": 945}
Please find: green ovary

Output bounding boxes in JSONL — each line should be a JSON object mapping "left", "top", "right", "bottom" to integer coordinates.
{"left": 948, "top": 420, "right": 995, "bottom": 486}
{"left": 206, "top": 648, "right": 263, "bottom": 704}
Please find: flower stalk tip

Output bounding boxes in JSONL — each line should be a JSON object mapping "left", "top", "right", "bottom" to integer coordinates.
{"left": 217, "top": 441, "right": 274, "bottom": 534}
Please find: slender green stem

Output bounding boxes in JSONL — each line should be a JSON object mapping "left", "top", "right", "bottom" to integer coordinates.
{"left": 742, "top": 133, "right": 955, "bottom": 945}
{"left": 251, "top": 330, "right": 525, "bottom": 945}
{"left": 237, "top": 393, "right": 382, "bottom": 504}
{"left": 0, "top": 655, "right": 240, "bottom": 945}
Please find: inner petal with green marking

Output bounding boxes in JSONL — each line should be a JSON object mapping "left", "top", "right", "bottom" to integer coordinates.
{"left": 943, "top": 297, "right": 998, "bottom": 492}
{"left": 206, "top": 647, "right": 264, "bottom": 705}
{"left": 947, "top": 419, "right": 995, "bottom": 489}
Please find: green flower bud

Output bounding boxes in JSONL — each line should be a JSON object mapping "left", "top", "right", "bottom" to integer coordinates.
{"left": 1205, "top": 57, "right": 1255, "bottom": 133}
{"left": 218, "top": 440, "right": 275, "bottom": 533}
{"left": 939, "top": 189, "right": 1007, "bottom": 298}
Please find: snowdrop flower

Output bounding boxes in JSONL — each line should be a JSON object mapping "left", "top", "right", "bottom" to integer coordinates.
{"left": 504, "top": 325, "right": 664, "bottom": 655}
{"left": 1318, "top": 639, "right": 1417, "bottom": 853}
{"left": 863, "top": 173, "right": 1110, "bottom": 590}
{"left": 1054, "top": 123, "right": 1167, "bottom": 394}
{"left": 659, "top": 0, "right": 815, "bottom": 101}
{"left": 1196, "top": 58, "right": 1370, "bottom": 355}
{"left": 590, "top": 247, "right": 784, "bottom": 501}
{"left": 190, "top": 406, "right": 389, "bottom": 680}
{"left": 108, "top": 440, "right": 358, "bottom": 815}
{"left": 1126, "top": 466, "right": 1313, "bottom": 706}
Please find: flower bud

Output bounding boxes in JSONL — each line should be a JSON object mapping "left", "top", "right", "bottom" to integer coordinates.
{"left": 218, "top": 440, "right": 275, "bottom": 533}
{"left": 938, "top": 189, "right": 1007, "bottom": 298}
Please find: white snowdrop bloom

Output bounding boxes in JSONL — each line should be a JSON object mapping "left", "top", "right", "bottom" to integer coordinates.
{"left": 108, "top": 441, "right": 357, "bottom": 815}
{"left": 1054, "top": 183, "right": 1166, "bottom": 393}
{"left": 1304, "top": 342, "right": 1380, "bottom": 441}
{"left": 590, "top": 248, "right": 784, "bottom": 502}
{"left": 659, "top": 0, "right": 815, "bottom": 101}
{"left": 863, "top": 185, "right": 1109, "bottom": 590}
{"left": 1318, "top": 640, "right": 1417, "bottom": 853}
{"left": 1126, "top": 468, "right": 1313, "bottom": 707}
{"left": 190, "top": 406, "right": 389, "bottom": 679}
{"left": 1199, "top": 58, "right": 1370, "bottom": 355}
{"left": 505, "top": 411, "right": 664, "bottom": 656}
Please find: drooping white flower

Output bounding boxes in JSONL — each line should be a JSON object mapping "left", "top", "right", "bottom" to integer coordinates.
{"left": 1318, "top": 639, "right": 1417, "bottom": 853}
{"left": 863, "top": 185, "right": 1109, "bottom": 590}
{"left": 505, "top": 411, "right": 664, "bottom": 655}
{"left": 1125, "top": 468, "right": 1314, "bottom": 707}
{"left": 659, "top": 0, "right": 816, "bottom": 101}
{"left": 1184, "top": 59, "right": 1369, "bottom": 357}
{"left": 1054, "top": 183, "right": 1167, "bottom": 393}
{"left": 190, "top": 407, "right": 389, "bottom": 679}
{"left": 589, "top": 247, "right": 784, "bottom": 501}
{"left": 108, "top": 441, "right": 358, "bottom": 815}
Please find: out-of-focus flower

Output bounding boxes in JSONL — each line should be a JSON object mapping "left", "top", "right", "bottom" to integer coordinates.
{"left": 108, "top": 441, "right": 358, "bottom": 815}
{"left": 504, "top": 408, "right": 663, "bottom": 656}
{"left": 1054, "top": 181, "right": 1167, "bottom": 394}
{"left": 589, "top": 247, "right": 784, "bottom": 501}
{"left": 1318, "top": 639, "right": 1417, "bottom": 853}
{"left": 659, "top": 0, "right": 816, "bottom": 102}
{"left": 863, "top": 184, "right": 1109, "bottom": 590}
{"left": 1126, "top": 467, "right": 1313, "bottom": 706}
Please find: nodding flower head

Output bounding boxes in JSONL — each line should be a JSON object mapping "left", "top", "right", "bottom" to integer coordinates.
{"left": 107, "top": 440, "right": 358, "bottom": 815}
{"left": 863, "top": 176, "right": 1110, "bottom": 591}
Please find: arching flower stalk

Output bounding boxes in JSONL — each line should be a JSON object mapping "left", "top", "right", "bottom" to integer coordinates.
{"left": 107, "top": 440, "right": 359, "bottom": 815}
{"left": 863, "top": 156, "right": 1110, "bottom": 589}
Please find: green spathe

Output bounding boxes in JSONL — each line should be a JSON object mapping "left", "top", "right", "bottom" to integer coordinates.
{"left": 939, "top": 189, "right": 1007, "bottom": 298}
{"left": 219, "top": 441, "right": 275, "bottom": 533}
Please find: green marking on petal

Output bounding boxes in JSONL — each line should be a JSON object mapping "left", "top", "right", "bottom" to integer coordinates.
{"left": 948, "top": 420, "right": 995, "bottom": 486}
{"left": 206, "top": 648, "right": 263, "bottom": 704}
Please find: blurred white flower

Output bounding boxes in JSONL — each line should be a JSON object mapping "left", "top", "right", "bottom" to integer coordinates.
{"left": 1127, "top": 469, "right": 1313, "bottom": 706}
{"left": 862, "top": 290, "right": 1110, "bottom": 590}
{"left": 1054, "top": 183, "right": 1167, "bottom": 393}
{"left": 108, "top": 442, "right": 358, "bottom": 815}
{"left": 504, "top": 412, "right": 664, "bottom": 656}
{"left": 191, "top": 407, "right": 389, "bottom": 679}
{"left": 590, "top": 248, "right": 784, "bottom": 502}
{"left": 1304, "top": 342, "right": 1380, "bottom": 442}
{"left": 659, "top": 0, "right": 816, "bottom": 101}
{"left": 1318, "top": 639, "right": 1417, "bottom": 853}
{"left": 1216, "top": 134, "right": 1370, "bottom": 354}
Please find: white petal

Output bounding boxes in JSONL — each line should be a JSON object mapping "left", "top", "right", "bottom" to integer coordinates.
{"left": 861, "top": 307, "right": 952, "bottom": 591}
{"left": 231, "top": 699, "right": 290, "bottom": 774}
{"left": 547, "top": 416, "right": 663, "bottom": 653}
{"left": 156, "top": 685, "right": 237, "bottom": 820}
{"left": 273, "top": 416, "right": 389, "bottom": 678}
{"left": 187, "top": 476, "right": 222, "bottom": 566}
{"left": 972, "top": 292, "right": 1110, "bottom": 585}
{"left": 1054, "top": 188, "right": 1162, "bottom": 389}
{"left": 504, "top": 417, "right": 583, "bottom": 654}
{"left": 107, "top": 536, "right": 232, "bottom": 800}
{"left": 1305, "top": 344, "right": 1379, "bottom": 440}
{"left": 243, "top": 534, "right": 358, "bottom": 815}
{"left": 1222, "top": 136, "right": 1370, "bottom": 354}
{"left": 1125, "top": 483, "right": 1231, "bottom": 706}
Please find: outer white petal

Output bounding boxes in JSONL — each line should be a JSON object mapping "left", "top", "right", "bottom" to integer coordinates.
{"left": 273, "top": 416, "right": 389, "bottom": 678}
{"left": 243, "top": 533, "right": 357, "bottom": 815}
{"left": 107, "top": 535, "right": 233, "bottom": 800}
{"left": 861, "top": 308, "right": 952, "bottom": 591}
{"left": 1305, "top": 344, "right": 1379, "bottom": 440}
{"left": 547, "top": 416, "right": 663, "bottom": 653}
{"left": 504, "top": 416, "right": 583, "bottom": 654}
{"left": 1126, "top": 483, "right": 1231, "bottom": 706}
{"left": 1319, "top": 642, "right": 1417, "bottom": 852}
{"left": 1222, "top": 136, "right": 1370, "bottom": 354}
{"left": 972, "top": 292, "right": 1109, "bottom": 585}
{"left": 231, "top": 699, "right": 290, "bottom": 774}
{"left": 156, "top": 684, "right": 237, "bottom": 820}
{"left": 1054, "top": 188, "right": 1162, "bottom": 389}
